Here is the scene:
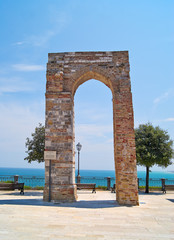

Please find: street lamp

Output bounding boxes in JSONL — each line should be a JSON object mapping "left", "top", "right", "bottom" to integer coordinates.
{"left": 76, "top": 142, "right": 82, "bottom": 183}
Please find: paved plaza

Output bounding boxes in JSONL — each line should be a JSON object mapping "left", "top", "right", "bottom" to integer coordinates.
{"left": 0, "top": 190, "right": 173, "bottom": 240}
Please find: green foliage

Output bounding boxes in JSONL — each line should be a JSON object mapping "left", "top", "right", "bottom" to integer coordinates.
{"left": 24, "top": 123, "right": 45, "bottom": 163}
{"left": 24, "top": 186, "right": 44, "bottom": 190}
{"left": 135, "top": 123, "right": 173, "bottom": 168}
{"left": 24, "top": 185, "right": 32, "bottom": 190}
{"left": 135, "top": 123, "right": 173, "bottom": 193}
{"left": 139, "top": 186, "right": 161, "bottom": 190}
{"left": 0, "top": 180, "right": 13, "bottom": 183}
{"left": 97, "top": 185, "right": 107, "bottom": 190}
{"left": 33, "top": 186, "right": 44, "bottom": 190}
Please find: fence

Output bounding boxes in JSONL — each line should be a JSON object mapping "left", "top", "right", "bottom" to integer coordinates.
{"left": 0, "top": 175, "right": 44, "bottom": 188}
{"left": 0, "top": 175, "right": 174, "bottom": 189}
{"left": 76, "top": 176, "right": 115, "bottom": 189}
{"left": 78, "top": 176, "right": 174, "bottom": 189}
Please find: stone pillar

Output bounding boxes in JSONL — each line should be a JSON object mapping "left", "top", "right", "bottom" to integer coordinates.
{"left": 77, "top": 175, "right": 81, "bottom": 183}
{"left": 14, "top": 175, "right": 19, "bottom": 183}
{"left": 107, "top": 177, "right": 111, "bottom": 190}
{"left": 43, "top": 91, "right": 77, "bottom": 202}
{"left": 137, "top": 178, "right": 140, "bottom": 190}
{"left": 161, "top": 178, "right": 166, "bottom": 193}
{"left": 113, "top": 83, "right": 139, "bottom": 206}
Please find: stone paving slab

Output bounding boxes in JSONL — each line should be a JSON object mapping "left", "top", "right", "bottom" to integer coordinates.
{"left": 0, "top": 190, "right": 173, "bottom": 240}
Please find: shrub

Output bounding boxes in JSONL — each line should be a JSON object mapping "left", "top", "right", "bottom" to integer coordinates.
{"left": 24, "top": 185, "right": 44, "bottom": 190}
{"left": 0, "top": 180, "right": 13, "bottom": 183}
{"left": 24, "top": 185, "right": 32, "bottom": 190}
{"left": 97, "top": 185, "right": 107, "bottom": 190}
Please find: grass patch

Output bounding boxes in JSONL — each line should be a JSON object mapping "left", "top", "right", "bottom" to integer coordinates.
{"left": 139, "top": 186, "right": 162, "bottom": 190}
{"left": 24, "top": 185, "right": 44, "bottom": 190}
{"left": 0, "top": 180, "right": 14, "bottom": 183}
{"left": 139, "top": 186, "right": 161, "bottom": 189}
{"left": 33, "top": 186, "right": 44, "bottom": 190}
{"left": 24, "top": 185, "right": 32, "bottom": 190}
{"left": 97, "top": 185, "right": 107, "bottom": 190}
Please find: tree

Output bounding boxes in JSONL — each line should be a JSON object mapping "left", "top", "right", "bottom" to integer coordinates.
{"left": 135, "top": 123, "right": 173, "bottom": 193}
{"left": 24, "top": 123, "right": 45, "bottom": 163}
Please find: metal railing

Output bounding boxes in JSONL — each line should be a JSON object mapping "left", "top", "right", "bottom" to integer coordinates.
{"left": 0, "top": 175, "right": 14, "bottom": 182}
{"left": 0, "top": 175, "right": 45, "bottom": 188}
{"left": 76, "top": 176, "right": 174, "bottom": 189}
{"left": 138, "top": 178, "right": 162, "bottom": 188}
{"left": 18, "top": 176, "right": 45, "bottom": 187}
{"left": 0, "top": 175, "right": 174, "bottom": 189}
{"left": 76, "top": 176, "right": 114, "bottom": 188}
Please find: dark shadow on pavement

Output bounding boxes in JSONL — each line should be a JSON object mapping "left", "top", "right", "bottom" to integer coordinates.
{"left": 167, "top": 199, "right": 174, "bottom": 203}
{"left": 0, "top": 190, "right": 135, "bottom": 209}
{"left": 138, "top": 191, "right": 164, "bottom": 196}
{"left": 58, "top": 200, "right": 123, "bottom": 209}
{"left": 0, "top": 198, "right": 123, "bottom": 208}
{"left": 0, "top": 191, "right": 43, "bottom": 196}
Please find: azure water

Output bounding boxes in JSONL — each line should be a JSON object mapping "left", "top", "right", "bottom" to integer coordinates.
{"left": 0, "top": 167, "right": 174, "bottom": 179}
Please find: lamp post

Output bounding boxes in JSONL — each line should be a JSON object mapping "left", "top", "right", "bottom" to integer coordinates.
{"left": 76, "top": 142, "right": 82, "bottom": 183}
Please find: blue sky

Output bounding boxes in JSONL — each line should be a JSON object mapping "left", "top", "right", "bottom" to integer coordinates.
{"left": 0, "top": 0, "right": 173, "bottom": 172}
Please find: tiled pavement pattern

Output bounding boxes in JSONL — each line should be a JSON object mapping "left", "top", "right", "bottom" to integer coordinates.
{"left": 0, "top": 190, "right": 173, "bottom": 239}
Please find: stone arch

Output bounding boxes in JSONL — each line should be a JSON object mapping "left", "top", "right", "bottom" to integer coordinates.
{"left": 44, "top": 51, "right": 139, "bottom": 206}
{"left": 71, "top": 66, "right": 114, "bottom": 96}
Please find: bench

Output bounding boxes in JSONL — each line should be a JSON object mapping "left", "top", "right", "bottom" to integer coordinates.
{"left": 0, "top": 182, "right": 24, "bottom": 194}
{"left": 163, "top": 185, "right": 174, "bottom": 193}
{"left": 111, "top": 184, "right": 116, "bottom": 193}
{"left": 76, "top": 183, "right": 96, "bottom": 193}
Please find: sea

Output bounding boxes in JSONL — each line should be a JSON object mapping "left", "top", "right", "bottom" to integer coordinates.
{"left": 0, "top": 167, "right": 174, "bottom": 179}
{"left": 0, "top": 168, "right": 174, "bottom": 187}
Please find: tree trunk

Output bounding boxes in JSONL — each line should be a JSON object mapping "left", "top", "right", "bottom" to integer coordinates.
{"left": 145, "top": 166, "right": 149, "bottom": 193}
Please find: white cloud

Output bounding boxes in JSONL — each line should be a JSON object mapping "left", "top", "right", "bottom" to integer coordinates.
{"left": 76, "top": 124, "right": 113, "bottom": 138}
{"left": 12, "top": 41, "right": 26, "bottom": 46}
{"left": 0, "top": 77, "right": 34, "bottom": 94}
{"left": 12, "top": 64, "right": 45, "bottom": 72}
{"left": 11, "top": 11, "right": 69, "bottom": 48}
{"left": 0, "top": 98, "right": 44, "bottom": 168}
{"left": 164, "top": 118, "right": 174, "bottom": 122}
{"left": 153, "top": 89, "right": 174, "bottom": 105}
{"left": 12, "top": 35, "right": 52, "bottom": 47}
{"left": 153, "top": 91, "right": 170, "bottom": 104}
{"left": 75, "top": 125, "right": 114, "bottom": 170}
{"left": 0, "top": 102, "right": 44, "bottom": 164}
{"left": 75, "top": 107, "right": 112, "bottom": 122}
{"left": 29, "top": 11, "right": 68, "bottom": 47}
{"left": 75, "top": 123, "right": 114, "bottom": 169}
{"left": 27, "top": 30, "right": 56, "bottom": 47}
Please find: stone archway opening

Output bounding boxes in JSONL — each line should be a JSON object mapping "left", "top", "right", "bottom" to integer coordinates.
{"left": 44, "top": 51, "right": 139, "bottom": 206}
{"left": 72, "top": 70, "right": 114, "bottom": 97}
{"left": 74, "top": 78, "right": 114, "bottom": 175}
